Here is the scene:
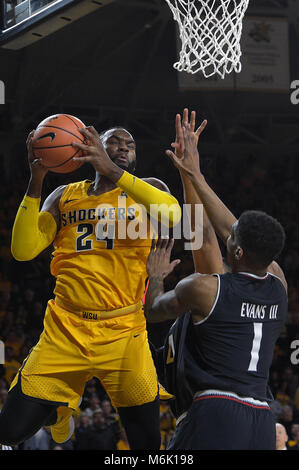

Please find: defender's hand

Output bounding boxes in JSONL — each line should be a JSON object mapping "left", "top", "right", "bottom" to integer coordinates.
{"left": 146, "top": 237, "right": 180, "bottom": 280}
{"left": 72, "top": 126, "right": 122, "bottom": 181}
{"left": 167, "top": 108, "right": 207, "bottom": 178}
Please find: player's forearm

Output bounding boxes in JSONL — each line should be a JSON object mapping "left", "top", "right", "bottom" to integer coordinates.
{"left": 144, "top": 277, "right": 174, "bottom": 323}
{"left": 26, "top": 175, "right": 44, "bottom": 198}
{"left": 180, "top": 171, "right": 224, "bottom": 274}
{"left": 144, "top": 276, "right": 165, "bottom": 322}
{"left": 115, "top": 171, "right": 182, "bottom": 227}
{"left": 11, "top": 195, "right": 57, "bottom": 261}
{"left": 180, "top": 170, "right": 218, "bottom": 240}
{"left": 190, "top": 172, "right": 237, "bottom": 243}
{"left": 145, "top": 278, "right": 184, "bottom": 323}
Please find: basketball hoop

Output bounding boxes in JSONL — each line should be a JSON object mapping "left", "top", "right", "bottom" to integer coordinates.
{"left": 165, "top": 0, "right": 250, "bottom": 79}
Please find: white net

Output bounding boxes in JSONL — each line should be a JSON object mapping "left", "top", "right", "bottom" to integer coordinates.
{"left": 165, "top": 0, "right": 250, "bottom": 79}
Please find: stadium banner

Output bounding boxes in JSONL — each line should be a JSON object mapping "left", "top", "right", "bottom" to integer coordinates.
{"left": 236, "top": 16, "right": 290, "bottom": 92}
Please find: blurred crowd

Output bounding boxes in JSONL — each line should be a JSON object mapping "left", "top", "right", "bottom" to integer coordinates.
{"left": 0, "top": 142, "right": 298, "bottom": 450}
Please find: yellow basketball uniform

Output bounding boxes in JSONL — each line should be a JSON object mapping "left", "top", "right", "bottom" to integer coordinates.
{"left": 10, "top": 180, "right": 171, "bottom": 409}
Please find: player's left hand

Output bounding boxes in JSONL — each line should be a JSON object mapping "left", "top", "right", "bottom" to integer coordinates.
{"left": 172, "top": 108, "right": 207, "bottom": 160}
{"left": 146, "top": 237, "right": 181, "bottom": 280}
{"left": 72, "top": 127, "right": 122, "bottom": 181}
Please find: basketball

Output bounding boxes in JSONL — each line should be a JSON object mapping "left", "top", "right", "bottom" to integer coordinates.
{"left": 32, "top": 114, "right": 86, "bottom": 173}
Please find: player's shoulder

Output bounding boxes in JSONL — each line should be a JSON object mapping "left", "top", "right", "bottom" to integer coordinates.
{"left": 142, "top": 177, "right": 171, "bottom": 193}
{"left": 267, "top": 261, "right": 288, "bottom": 293}
{"left": 175, "top": 273, "right": 218, "bottom": 300}
{"left": 42, "top": 180, "right": 88, "bottom": 212}
{"left": 61, "top": 179, "right": 90, "bottom": 194}
{"left": 57, "top": 179, "right": 90, "bottom": 202}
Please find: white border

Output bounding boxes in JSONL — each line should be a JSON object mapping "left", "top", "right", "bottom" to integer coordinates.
{"left": 238, "top": 271, "right": 269, "bottom": 280}
{"left": 194, "top": 389, "right": 269, "bottom": 407}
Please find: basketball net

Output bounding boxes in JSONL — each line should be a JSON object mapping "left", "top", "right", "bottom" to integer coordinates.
{"left": 165, "top": 0, "right": 250, "bottom": 79}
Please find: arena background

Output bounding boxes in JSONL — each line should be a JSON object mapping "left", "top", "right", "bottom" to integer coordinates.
{"left": 0, "top": 0, "right": 299, "bottom": 451}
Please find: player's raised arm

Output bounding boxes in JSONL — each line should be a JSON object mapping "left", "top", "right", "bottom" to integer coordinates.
{"left": 171, "top": 109, "right": 223, "bottom": 274}
{"left": 166, "top": 114, "right": 237, "bottom": 244}
{"left": 11, "top": 131, "right": 64, "bottom": 261}
{"left": 166, "top": 109, "right": 287, "bottom": 289}
{"left": 72, "top": 126, "right": 182, "bottom": 228}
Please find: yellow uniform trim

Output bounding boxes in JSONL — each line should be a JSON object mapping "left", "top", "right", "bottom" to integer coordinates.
{"left": 55, "top": 297, "right": 143, "bottom": 320}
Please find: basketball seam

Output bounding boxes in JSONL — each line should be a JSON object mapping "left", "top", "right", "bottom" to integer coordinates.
{"left": 37, "top": 125, "right": 85, "bottom": 143}
{"left": 32, "top": 144, "right": 74, "bottom": 150}
{"left": 63, "top": 115, "right": 81, "bottom": 129}
{"left": 42, "top": 147, "right": 82, "bottom": 169}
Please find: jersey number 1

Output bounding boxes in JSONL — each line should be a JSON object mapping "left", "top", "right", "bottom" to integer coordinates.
{"left": 248, "top": 323, "right": 263, "bottom": 372}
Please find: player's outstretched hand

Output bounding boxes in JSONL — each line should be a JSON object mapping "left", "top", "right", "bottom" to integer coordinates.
{"left": 166, "top": 108, "right": 207, "bottom": 179}
{"left": 27, "top": 130, "right": 49, "bottom": 180}
{"left": 72, "top": 126, "right": 122, "bottom": 180}
{"left": 146, "top": 237, "right": 180, "bottom": 280}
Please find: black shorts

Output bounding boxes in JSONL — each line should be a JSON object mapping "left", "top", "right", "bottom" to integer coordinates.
{"left": 167, "top": 390, "right": 276, "bottom": 450}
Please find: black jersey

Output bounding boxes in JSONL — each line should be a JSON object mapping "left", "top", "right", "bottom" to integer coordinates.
{"left": 161, "top": 312, "right": 194, "bottom": 418}
{"left": 163, "top": 271, "right": 288, "bottom": 409}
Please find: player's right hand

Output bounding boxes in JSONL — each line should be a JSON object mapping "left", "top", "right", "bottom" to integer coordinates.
{"left": 166, "top": 108, "right": 207, "bottom": 180}
{"left": 27, "top": 130, "right": 49, "bottom": 180}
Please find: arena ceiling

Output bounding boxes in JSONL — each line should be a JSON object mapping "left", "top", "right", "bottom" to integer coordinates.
{"left": 0, "top": 0, "right": 299, "bottom": 175}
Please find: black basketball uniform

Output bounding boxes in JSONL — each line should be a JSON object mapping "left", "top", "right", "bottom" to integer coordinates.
{"left": 165, "top": 271, "right": 288, "bottom": 450}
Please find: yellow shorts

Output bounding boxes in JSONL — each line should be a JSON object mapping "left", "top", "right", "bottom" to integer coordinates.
{"left": 10, "top": 298, "right": 171, "bottom": 410}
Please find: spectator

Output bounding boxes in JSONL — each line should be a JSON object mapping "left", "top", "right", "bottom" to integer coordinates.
{"left": 279, "top": 404, "right": 294, "bottom": 436}
{"left": 76, "top": 409, "right": 121, "bottom": 450}
{"left": 0, "top": 292, "right": 13, "bottom": 340}
{"left": 269, "top": 400, "right": 283, "bottom": 421}
{"left": 294, "top": 387, "right": 299, "bottom": 415}
{"left": 281, "top": 367, "right": 298, "bottom": 401}
{"left": 3, "top": 346, "right": 21, "bottom": 385}
{"left": 288, "top": 423, "right": 299, "bottom": 450}
{"left": 74, "top": 415, "right": 91, "bottom": 450}
{"left": 18, "top": 341, "right": 34, "bottom": 364}
{"left": 101, "top": 399, "right": 118, "bottom": 425}
{"left": 24, "top": 300, "right": 44, "bottom": 337}
{"left": 80, "top": 377, "right": 105, "bottom": 409}
{"left": 22, "top": 288, "right": 35, "bottom": 313}
{"left": 74, "top": 411, "right": 91, "bottom": 448}
{"left": 84, "top": 393, "right": 102, "bottom": 418}
{"left": 276, "top": 423, "right": 289, "bottom": 450}
{"left": 4, "top": 328, "right": 24, "bottom": 358}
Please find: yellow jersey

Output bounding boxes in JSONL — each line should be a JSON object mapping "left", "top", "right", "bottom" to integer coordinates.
{"left": 51, "top": 180, "right": 153, "bottom": 312}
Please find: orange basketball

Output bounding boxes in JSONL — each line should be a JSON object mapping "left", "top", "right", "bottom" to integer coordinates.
{"left": 32, "top": 114, "right": 86, "bottom": 173}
